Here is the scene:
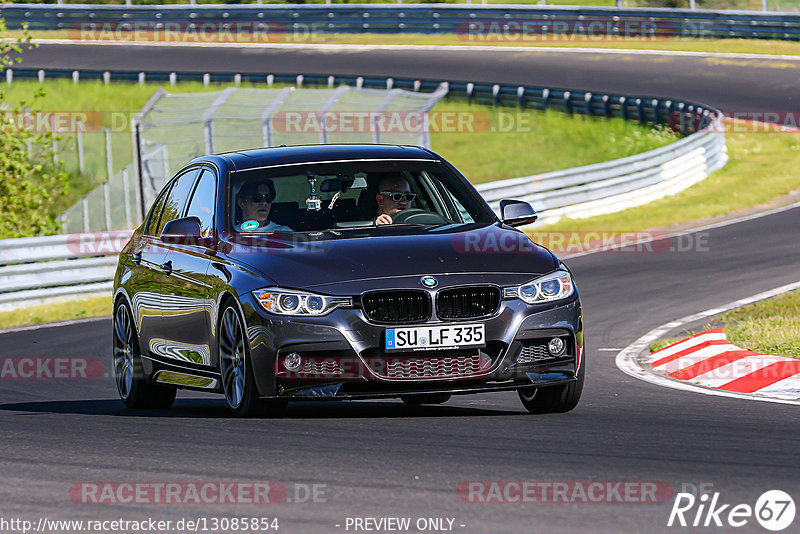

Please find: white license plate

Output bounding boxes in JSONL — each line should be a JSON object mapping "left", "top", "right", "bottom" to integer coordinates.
{"left": 385, "top": 324, "right": 485, "bottom": 352}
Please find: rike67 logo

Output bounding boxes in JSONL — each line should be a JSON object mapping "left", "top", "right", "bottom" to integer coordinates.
{"left": 668, "top": 490, "right": 796, "bottom": 531}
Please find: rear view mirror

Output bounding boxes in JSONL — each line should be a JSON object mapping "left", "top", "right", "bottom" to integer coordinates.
{"left": 500, "top": 199, "right": 538, "bottom": 227}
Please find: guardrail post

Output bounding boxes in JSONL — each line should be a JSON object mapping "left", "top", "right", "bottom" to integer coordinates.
{"left": 356, "top": 77, "right": 364, "bottom": 89}
{"left": 602, "top": 94, "right": 610, "bottom": 117}
{"left": 38, "top": 70, "right": 45, "bottom": 83}
{"left": 103, "top": 71, "right": 111, "bottom": 85}
{"left": 328, "top": 75, "right": 335, "bottom": 88}
{"left": 564, "top": 91, "right": 572, "bottom": 115}
{"left": 413, "top": 80, "right": 421, "bottom": 92}
{"left": 234, "top": 74, "right": 241, "bottom": 87}
{"left": 6, "top": 68, "right": 12, "bottom": 85}
{"left": 169, "top": 73, "right": 177, "bottom": 86}
{"left": 139, "top": 72, "right": 146, "bottom": 85}
{"left": 653, "top": 99, "right": 661, "bottom": 124}
{"left": 584, "top": 93, "right": 593, "bottom": 117}
{"left": 203, "top": 73, "right": 210, "bottom": 87}
{"left": 636, "top": 98, "right": 645, "bottom": 124}
{"left": 296, "top": 75, "right": 304, "bottom": 88}
{"left": 72, "top": 70, "right": 79, "bottom": 84}
{"left": 492, "top": 84, "right": 500, "bottom": 107}
{"left": 620, "top": 96, "right": 628, "bottom": 120}
{"left": 466, "top": 83, "right": 474, "bottom": 103}
{"left": 267, "top": 74, "right": 274, "bottom": 88}
{"left": 387, "top": 78, "right": 394, "bottom": 90}
{"left": 542, "top": 88, "right": 550, "bottom": 110}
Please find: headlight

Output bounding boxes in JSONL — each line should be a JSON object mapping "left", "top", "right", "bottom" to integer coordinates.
{"left": 503, "top": 270, "right": 574, "bottom": 304}
{"left": 253, "top": 288, "right": 352, "bottom": 316}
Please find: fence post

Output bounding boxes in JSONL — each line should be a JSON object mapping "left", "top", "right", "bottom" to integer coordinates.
{"left": 77, "top": 122, "right": 85, "bottom": 174}
{"left": 103, "top": 182, "right": 112, "bottom": 231}
{"left": 6, "top": 68, "right": 12, "bottom": 84}
{"left": 103, "top": 128, "right": 113, "bottom": 182}
{"left": 82, "top": 198, "right": 90, "bottom": 233}
{"left": 122, "top": 168, "right": 132, "bottom": 229}
{"left": 72, "top": 70, "right": 79, "bottom": 84}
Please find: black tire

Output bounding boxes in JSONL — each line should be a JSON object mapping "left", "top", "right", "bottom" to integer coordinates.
{"left": 112, "top": 301, "right": 177, "bottom": 409}
{"left": 518, "top": 360, "right": 584, "bottom": 414}
{"left": 218, "top": 303, "right": 286, "bottom": 418}
{"left": 401, "top": 393, "right": 451, "bottom": 406}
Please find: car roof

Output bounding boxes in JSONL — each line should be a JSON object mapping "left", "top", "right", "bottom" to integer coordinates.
{"left": 195, "top": 144, "right": 440, "bottom": 172}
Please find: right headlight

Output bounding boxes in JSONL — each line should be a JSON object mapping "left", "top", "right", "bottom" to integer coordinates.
{"left": 503, "top": 270, "right": 574, "bottom": 304}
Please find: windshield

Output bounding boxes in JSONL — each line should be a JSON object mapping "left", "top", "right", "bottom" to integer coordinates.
{"left": 229, "top": 159, "right": 495, "bottom": 233}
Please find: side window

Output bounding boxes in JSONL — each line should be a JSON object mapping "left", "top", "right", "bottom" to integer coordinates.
{"left": 144, "top": 185, "right": 172, "bottom": 236}
{"left": 185, "top": 169, "right": 216, "bottom": 238}
{"left": 153, "top": 168, "right": 202, "bottom": 237}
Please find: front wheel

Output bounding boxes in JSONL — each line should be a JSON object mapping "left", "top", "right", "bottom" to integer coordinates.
{"left": 518, "top": 361, "right": 584, "bottom": 414}
{"left": 218, "top": 304, "right": 286, "bottom": 417}
{"left": 112, "top": 301, "right": 176, "bottom": 409}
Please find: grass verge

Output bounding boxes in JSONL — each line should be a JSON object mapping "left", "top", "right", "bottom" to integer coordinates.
{"left": 1, "top": 79, "right": 677, "bottom": 226}
{"left": 535, "top": 121, "right": 800, "bottom": 236}
{"left": 716, "top": 290, "right": 800, "bottom": 360}
{"left": 0, "top": 296, "right": 111, "bottom": 331}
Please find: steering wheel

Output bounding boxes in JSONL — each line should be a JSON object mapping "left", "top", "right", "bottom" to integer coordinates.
{"left": 390, "top": 208, "right": 449, "bottom": 225}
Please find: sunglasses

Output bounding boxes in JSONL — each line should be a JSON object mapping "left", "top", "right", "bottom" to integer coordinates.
{"left": 380, "top": 191, "right": 416, "bottom": 203}
{"left": 248, "top": 193, "right": 274, "bottom": 203}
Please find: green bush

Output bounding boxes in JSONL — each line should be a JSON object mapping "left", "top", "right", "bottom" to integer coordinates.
{"left": 0, "top": 15, "right": 69, "bottom": 238}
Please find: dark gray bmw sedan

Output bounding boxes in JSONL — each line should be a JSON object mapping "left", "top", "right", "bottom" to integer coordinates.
{"left": 113, "top": 144, "right": 584, "bottom": 416}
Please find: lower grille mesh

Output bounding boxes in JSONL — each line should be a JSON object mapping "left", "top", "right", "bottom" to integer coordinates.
{"left": 370, "top": 353, "right": 492, "bottom": 380}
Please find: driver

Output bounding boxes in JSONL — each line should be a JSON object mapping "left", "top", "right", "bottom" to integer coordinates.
{"left": 236, "top": 180, "right": 292, "bottom": 232}
{"left": 374, "top": 176, "right": 416, "bottom": 226}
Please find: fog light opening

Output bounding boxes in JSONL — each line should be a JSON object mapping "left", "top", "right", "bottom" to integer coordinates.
{"left": 548, "top": 337, "right": 566, "bottom": 357}
{"left": 284, "top": 352, "right": 303, "bottom": 371}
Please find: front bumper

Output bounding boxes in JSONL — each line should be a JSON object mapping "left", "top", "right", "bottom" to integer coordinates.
{"left": 240, "top": 292, "right": 583, "bottom": 399}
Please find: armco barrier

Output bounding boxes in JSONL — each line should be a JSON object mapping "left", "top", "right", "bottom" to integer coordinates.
{"left": 0, "top": 68, "right": 726, "bottom": 310}
{"left": 3, "top": 4, "right": 800, "bottom": 40}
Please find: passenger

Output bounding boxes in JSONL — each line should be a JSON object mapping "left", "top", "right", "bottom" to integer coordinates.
{"left": 374, "top": 176, "right": 416, "bottom": 226}
{"left": 236, "top": 180, "right": 292, "bottom": 232}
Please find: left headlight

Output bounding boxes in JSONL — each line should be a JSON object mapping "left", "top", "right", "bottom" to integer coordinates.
{"left": 503, "top": 270, "right": 574, "bottom": 304}
{"left": 253, "top": 288, "right": 352, "bottom": 316}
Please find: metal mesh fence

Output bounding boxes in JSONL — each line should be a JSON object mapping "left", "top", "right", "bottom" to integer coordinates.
{"left": 137, "top": 84, "right": 447, "bottom": 207}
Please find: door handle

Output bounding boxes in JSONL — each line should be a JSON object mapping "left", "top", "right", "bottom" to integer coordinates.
{"left": 161, "top": 260, "right": 173, "bottom": 275}
{"left": 132, "top": 252, "right": 142, "bottom": 265}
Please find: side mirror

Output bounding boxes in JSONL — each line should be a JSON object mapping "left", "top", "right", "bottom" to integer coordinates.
{"left": 500, "top": 199, "right": 538, "bottom": 227}
{"left": 161, "top": 216, "right": 203, "bottom": 244}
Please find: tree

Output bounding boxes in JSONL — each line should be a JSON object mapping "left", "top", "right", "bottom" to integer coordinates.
{"left": 0, "top": 10, "right": 69, "bottom": 238}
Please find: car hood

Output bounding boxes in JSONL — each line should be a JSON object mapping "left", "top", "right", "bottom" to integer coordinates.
{"left": 224, "top": 223, "right": 558, "bottom": 293}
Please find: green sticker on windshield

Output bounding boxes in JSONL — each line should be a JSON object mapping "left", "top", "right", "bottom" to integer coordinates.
{"left": 241, "top": 220, "right": 259, "bottom": 231}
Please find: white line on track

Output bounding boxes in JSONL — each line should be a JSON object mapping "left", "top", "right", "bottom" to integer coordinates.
{"left": 615, "top": 280, "right": 800, "bottom": 406}
{"left": 22, "top": 38, "right": 800, "bottom": 61}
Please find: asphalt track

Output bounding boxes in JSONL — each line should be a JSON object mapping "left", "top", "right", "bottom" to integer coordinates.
{"left": 2, "top": 43, "right": 800, "bottom": 533}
